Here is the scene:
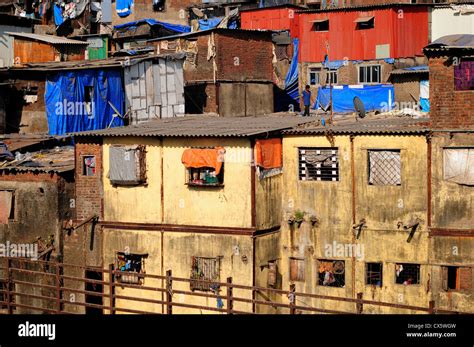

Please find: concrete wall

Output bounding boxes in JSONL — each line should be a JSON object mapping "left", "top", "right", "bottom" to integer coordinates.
{"left": 431, "top": 6, "right": 474, "bottom": 42}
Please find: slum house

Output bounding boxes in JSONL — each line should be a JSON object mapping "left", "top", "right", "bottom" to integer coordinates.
{"left": 0, "top": 14, "right": 36, "bottom": 68}
{"left": 71, "top": 33, "right": 111, "bottom": 61}
{"left": 66, "top": 114, "right": 316, "bottom": 314}
{"left": 277, "top": 114, "right": 468, "bottom": 314}
{"left": 0, "top": 53, "right": 185, "bottom": 135}
{"left": 296, "top": 3, "right": 431, "bottom": 113}
{"left": 423, "top": 34, "right": 473, "bottom": 312}
{"left": 0, "top": 135, "right": 75, "bottom": 313}
{"left": 7, "top": 32, "right": 89, "bottom": 65}
{"left": 187, "top": 1, "right": 252, "bottom": 32}
{"left": 149, "top": 28, "right": 275, "bottom": 117}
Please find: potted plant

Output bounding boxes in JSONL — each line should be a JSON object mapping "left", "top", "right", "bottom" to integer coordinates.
{"left": 294, "top": 210, "right": 305, "bottom": 228}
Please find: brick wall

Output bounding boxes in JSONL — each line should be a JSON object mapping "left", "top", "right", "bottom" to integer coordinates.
{"left": 429, "top": 56, "right": 474, "bottom": 129}
{"left": 75, "top": 138, "right": 103, "bottom": 220}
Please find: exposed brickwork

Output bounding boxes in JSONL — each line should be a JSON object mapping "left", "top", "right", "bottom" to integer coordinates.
{"left": 75, "top": 137, "right": 103, "bottom": 220}
{"left": 429, "top": 56, "right": 474, "bottom": 129}
{"left": 459, "top": 267, "right": 472, "bottom": 291}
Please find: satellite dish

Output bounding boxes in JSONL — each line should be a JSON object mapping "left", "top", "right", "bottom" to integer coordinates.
{"left": 353, "top": 96, "right": 366, "bottom": 118}
{"left": 191, "top": 8, "right": 205, "bottom": 18}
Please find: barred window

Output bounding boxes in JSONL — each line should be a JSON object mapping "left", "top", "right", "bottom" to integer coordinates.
{"left": 366, "top": 262, "right": 383, "bottom": 286}
{"left": 116, "top": 252, "right": 146, "bottom": 285}
{"left": 395, "top": 263, "right": 420, "bottom": 285}
{"left": 368, "top": 150, "right": 401, "bottom": 185}
{"left": 299, "top": 148, "right": 339, "bottom": 181}
{"left": 318, "top": 259, "right": 345, "bottom": 287}
{"left": 190, "top": 256, "right": 221, "bottom": 292}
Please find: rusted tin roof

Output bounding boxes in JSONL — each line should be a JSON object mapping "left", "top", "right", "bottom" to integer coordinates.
{"left": 0, "top": 146, "right": 74, "bottom": 173}
{"left": 282, "top": 116, "right": 430, "bottom": 135}
{"left": 424, "top": 34, "right": 474, "bottom": 50}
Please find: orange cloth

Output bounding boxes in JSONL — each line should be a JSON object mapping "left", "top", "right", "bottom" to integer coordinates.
{"left": 255, "top": 138, "right": 282, "bottom": 169}
{"left": 181, "top": 147, "right": 226, "bottom": 174}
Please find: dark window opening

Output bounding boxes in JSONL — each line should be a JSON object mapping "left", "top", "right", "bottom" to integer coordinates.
{"left": 312, "top": 20, "right": 329, "bottom": 31}
{"left": 153, "top": 0, "right": 165, "bottom": 11}
{"left": 309, "top": 68, "right": 321, "bottom": 86}
{"left": 116, "top": 252, "right": 147, "bottom": 285}
{"left": 356, "top": 17, "right": 374, "bottom": 30}
{"left": 0, "top": 281, "right": 15, "bottom": 310}
{"left": 82, "top": 156, "right": 96, "bottom": 176}
{"left": 395, "top": 263, "right": 420, "bottom": 285}
{"left": 85, "top": 270, "right": 103, "bottom": 315}
{"left": 359, "top": 65, "right": 381, "bottom": 84}
{"left": 299, "top": 148, "right": 339, "bottom": 181}
{"left": 318, "top": 259, "right": 345, "bottom": 287}
{"left": 290, "top": 258, "right": 305, "bottom": 282}
{"left": 366, "top": 262, "right": 383, "bottom": 286}
{"left": 326, "top": 70, "right": 338, "bottom": 85}
{"left": 442, "top": 266, "right": 472, "bottom": 291}
{"left": 187, "top": 166, "right": 224, "bottom": 187}
{"left": 190, "top": 256, "right": 221, "bottom": 292}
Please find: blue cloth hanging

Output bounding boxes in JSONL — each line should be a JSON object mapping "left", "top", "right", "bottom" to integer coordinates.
{"left": 116, "top": 0, "right": 133, "bottom": 17}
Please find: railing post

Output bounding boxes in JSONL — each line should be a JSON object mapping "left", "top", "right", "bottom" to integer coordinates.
{"left": 6, "top": 258, "right": 13, "bottom": 314}
{"left": 226, "top": 277, "right": 233, "bottom": 314}
{"left": 166, "top": 270, "right": 172, "bottom": 315}
{"left": 109, "top": 264, "right": 115, "bottom": 315}
{"left": 289, "top": 284, "right": 296, "bottom": 314}
{"left": 429, "top": 300, "right": 435, "bottom": 314}
{"left": 55, "top": 262, "right": 61, "bottom": 313}
{"left": 356, "top": 292, "right": 363, "bottom": 314}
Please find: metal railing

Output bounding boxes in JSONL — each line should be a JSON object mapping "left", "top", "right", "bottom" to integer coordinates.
{"left": 0, "top": 257, "right": 467, "bottom": 315}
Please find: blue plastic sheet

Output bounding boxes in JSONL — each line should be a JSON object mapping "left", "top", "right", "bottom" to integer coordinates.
{"left": 116, "top": 0, "right": 133, "bottom": 18}
{"left": 198, "top": 17, "right": 223, "bottom": 31}
{"left": 284, "top": 38, "right": 299, "bottom": 102}
{"left": 315, "top": 84, "right": 395, "bottom": 113}
{"left": 114, "top": 19, "right": 190, "bottom": 33}
{"left": 54, "top": 4, "right": 64, "bottom": 26}
{"left": 45, "top": 69, "right": 124, "bottom": 135}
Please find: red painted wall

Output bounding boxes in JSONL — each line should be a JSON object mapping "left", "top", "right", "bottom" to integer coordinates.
{"left": 241, "top": 7, "right": 299, "bottom": 36}
{"left": 297, "top": 6, "right": 429, "bottom": 62}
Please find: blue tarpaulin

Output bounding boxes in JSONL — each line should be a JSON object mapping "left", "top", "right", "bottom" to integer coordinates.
{"left": 116, "top": 0, "right": 133, "bottom": 17}
{"left": 315, "top": 84, "right": 395, "bottom": 113}
{"left": 198, "top": 17, "right": 223, "bottom": 31}
{"left": 284, "top": 38, "right": 299, "bottom": 103}
{"left": 54, "top": 4, "right": 64, "bottom": 26}
{"left": 45, "top": 69, "right": 124, "bottom": 135}
{"left": 114, "top": 19, "right": 191, "bottom": 33}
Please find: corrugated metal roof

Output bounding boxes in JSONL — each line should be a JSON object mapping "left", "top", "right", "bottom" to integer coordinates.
{"left": 282, "top": 116, "right": 430, "bottom": 135}
{"left": 0, "top": 146, "right": 74, "bottom": 173}
{"left": 148, "top": 28, "right": 273, "bottom": 43}
{"left": 390, "top": 65, "right": 429, "bottom": 75}
{"left": 296, "top": 3, "right": 430, "bottom": 13}
{"left": 74, "top": 114, "right": 319, "bottom": 138}
{"left": 240, "top": 4, "right": 307, "bottom": 13}
{"left": 6, "top": 32, "right": 89, "bottom": 45}
{"left": 425, "top": 34, "right": 474, "bottom": 49}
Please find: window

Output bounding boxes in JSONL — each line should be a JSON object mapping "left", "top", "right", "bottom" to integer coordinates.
{"left": 325, "top": 70, "right": 338, "bottom": 84}
{"left": 359, "top": 65, "right": 381, "bottom": 84}
{"left": 0, "top": 280, "right": 15, "bottom": 310}
{"left": 368, "top": 150, "right": 401, "bottom": 185}
{"left": 355, "top": 16, "right": 374, "bottom": 30}
{"left": 153, "top": 0, "right": 165, "bottom": 11}
{"left": 190, "top": 256, "right": 221, "bottom": 292}
{"left": 311, "top": 19, "right": 329, "bottom": 32}
{"left": 366, "top": 262, "right": 383, "bottom": 286}
{"left": 290, "top": 258, "right": 305, "bottom": 282}
{"left": 395, "top": 263, "right": 420, "bottom": 285}
{"left": 0, "top": 190, "right": 15, "bottom": 224}
{"left": 318, "top": 259, "right": 345, "bottom": 287}
{"left": 116, "top": 252, "right": 146, "bottom": 285}
{"left": 309, "top": 67, "right": 321, "bottom": 86}
{"left": 82, "top": 156, "right": 96, "bottom": 176}
{"left": 454, "top": 60, "right": 473, "bottom": 91}
{"left": 443, "top": 148, "right": 474, "bottom": 185}
{"left": 182, "top": 147, "right": 225, "bottom": 187}
{"left": 442, "top": 266, "right": 472, "bottom": 291}
{"left": 299, "top": 148, "right": 339, "bottom": 181}
{"left": 109, "top": 145, "right": 146, "bottom": 185}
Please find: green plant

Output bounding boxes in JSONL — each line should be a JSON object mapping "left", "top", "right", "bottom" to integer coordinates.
{"left": 294, "top": 210, "right": 305, "bottom": 223}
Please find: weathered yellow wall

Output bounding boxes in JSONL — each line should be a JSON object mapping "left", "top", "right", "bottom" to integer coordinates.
{"left": 279, "top": 134, "right": 435, "bottom": 313}
{"left": 102, "top": 228, "right": 254, "bottom": 314}
{"left": 103, "top": 137, "right": 253, "bottom": 228}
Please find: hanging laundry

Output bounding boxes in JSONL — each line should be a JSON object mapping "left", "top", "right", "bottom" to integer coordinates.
{"left": 54, "top": 3, "right": 64, "bottom": 25}
{"left": 116, "top": 0, "right": 133, "bottom": 17}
